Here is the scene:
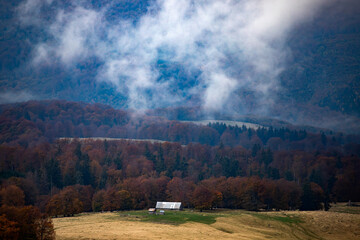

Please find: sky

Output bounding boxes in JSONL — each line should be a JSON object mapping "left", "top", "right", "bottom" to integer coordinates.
{"left": 15, "top": 0, "right": 333, "bottom": 113}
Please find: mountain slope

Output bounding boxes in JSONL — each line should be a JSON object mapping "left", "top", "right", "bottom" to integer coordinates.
{"left": 0, "top": 0, "right": 359, "bottom": 133}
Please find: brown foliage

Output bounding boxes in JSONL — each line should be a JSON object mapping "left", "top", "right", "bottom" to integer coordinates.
{"left": 92, "top": 190, "right": 105, "bottom": 212}
{"left": 1, "top": 111, "right": 360, "bottom": 213}
{"left": 0, "top": 205, "right": 54, "bottom": 240}
{"left": 102, "top": 189, "right": 132, "bottom": 211}
{"left": 0, "top": 214, "right": 19, "bottom": 240}
{"left": 36, "top": 216, "right": 55, "bottom": 240}
{"left": 72, "top": 185, "right": 94, "bottom": 212}
{"left": 166, "top": 177, "right": 194, "bottom": 207}
{"left": 192, "top": 185, "right": 219, "bottom": 210}
{"left": 46, "top": 186, "right": 83, "bottom": 217}
{"left": 0, "top": 185, "right": 25, "bottom": 207}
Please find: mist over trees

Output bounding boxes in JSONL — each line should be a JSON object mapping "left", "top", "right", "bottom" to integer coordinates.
{"left": 1, "top": 0, "right": 360, "bottom": 133}
{"left": 1, "top": 101, "right": 359, "bottom": 152}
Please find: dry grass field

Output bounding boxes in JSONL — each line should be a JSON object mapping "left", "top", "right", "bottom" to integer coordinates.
{"left": 53, "top": 203, "right": 360, "bottom": 240}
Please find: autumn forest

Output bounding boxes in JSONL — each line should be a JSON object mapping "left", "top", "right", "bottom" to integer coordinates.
{"left": 0, "top": 100, "right": 360, "bottom": 239}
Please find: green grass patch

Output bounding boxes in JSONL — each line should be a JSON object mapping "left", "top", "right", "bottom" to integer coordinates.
{"left": 329, "top": 203, "right": 360, "bottom": 215}
{"left": 118, "top": 210, "right": 218, "bottom": 225}
{"left": 249, "top": 212, "right": 303, "bottom": 224}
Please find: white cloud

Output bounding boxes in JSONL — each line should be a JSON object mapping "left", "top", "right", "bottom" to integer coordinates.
{"left": 32, "top": 7, "right": 101, "bottom": 65}
{"left": 17, "top": 0, "right": 53, "bottom": 26}
{"left": 203, "top": 73, "right": 238, "bottom": 111}
{"left": 0, "top": 91, "right": 36, "bottom": 104}
{"left": 20, "top": 0, "right": 331, "bottom": 111}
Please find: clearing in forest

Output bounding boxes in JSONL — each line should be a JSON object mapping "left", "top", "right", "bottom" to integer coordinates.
{"left": 53, "top": 203, "right": 360, "bottom": 240}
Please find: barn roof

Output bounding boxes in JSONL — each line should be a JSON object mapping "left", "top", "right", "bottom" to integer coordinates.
{"left": 155, "top": 202, "right": 182, "bottom": 210}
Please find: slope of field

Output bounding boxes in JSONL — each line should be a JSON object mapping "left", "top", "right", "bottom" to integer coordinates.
{"left": 53, "top": 204, "right": 360, "bottom": 240}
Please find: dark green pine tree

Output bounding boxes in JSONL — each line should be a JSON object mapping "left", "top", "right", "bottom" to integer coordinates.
{"left": 155, "top": 145, "right": 165, "bottom": 173}
{"left": 300, "top": 183, "right": 315, "bottom": 210}
{"left": 300, "top": 183, "right": 324, "bottom": 210}
{"left": 98, "top": 168, "right": 108, "bottom": 189}
{"left": 251, "top": 144, "right": 260, "bottom": 157}
{"left": 74, "top": 143, "right": 93, "bottom": 186}
{"left": 45, "top": 158, "right": 63, "bottom": 189}
{"left": 80, "top": 153, "right": 92, "bottom": 186}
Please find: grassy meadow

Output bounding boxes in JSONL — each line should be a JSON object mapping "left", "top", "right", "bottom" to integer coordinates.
{"left": 53, "top": 203, "right": 360, "bottom": 240}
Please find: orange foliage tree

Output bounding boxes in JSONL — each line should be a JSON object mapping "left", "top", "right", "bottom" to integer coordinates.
{"left": 102, "top": 188, "right": 132, "bottom": 211}
{"left": 0, "top": 214, "right": 19, "bottom": 240}
{"left": 0, "top": 205, "right": 54, "bottom": 240}
{"left": 46, "top": 186, "right": 83, "bottom": 217}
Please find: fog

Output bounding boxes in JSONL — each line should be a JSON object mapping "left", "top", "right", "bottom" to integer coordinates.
{"left": 18, "top": 0, "right": 331, "bottom": 113}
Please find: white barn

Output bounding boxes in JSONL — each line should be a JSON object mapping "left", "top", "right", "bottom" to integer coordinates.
{"left": 155, "top": 202, "right": 182, "bottom": 210}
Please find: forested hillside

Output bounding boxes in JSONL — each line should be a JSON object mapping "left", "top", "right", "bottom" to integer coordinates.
{"left": 0, "top": 100, "right": 359, "bottom": 216}
{"left": 1, "top": 135, "right": 359, "bottom": 215}
{"left": 1, "top": 100, "right": 360, "bottom": 153}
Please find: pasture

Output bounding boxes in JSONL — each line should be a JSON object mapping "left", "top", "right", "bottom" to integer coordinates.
{"left": 53, "top": 203, "right": 360, "bottom": 240}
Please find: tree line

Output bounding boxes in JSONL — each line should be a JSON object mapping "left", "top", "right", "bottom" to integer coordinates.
{"left": 1, "top": 100, "right": 359, "bottom": 155}
{"left": 1, "top": 139, "right": 359, "bottom": 215}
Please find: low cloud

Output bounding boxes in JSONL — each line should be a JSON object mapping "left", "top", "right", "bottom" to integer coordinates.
{"left": 32, "top": 6, "right": 101, "bottom": 65}
{"left": 17, "top": 0, "right": 53, "bottom": 26}
{"left": 0, "top": 91, "right": 36, "bottom": 104}
{"left": 18, "top": 0, "right": 331, "bottom": 111}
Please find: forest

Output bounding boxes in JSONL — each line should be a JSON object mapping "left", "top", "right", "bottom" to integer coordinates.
{"left": 0, "top": 100, "right": 360, "bottom": 239}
